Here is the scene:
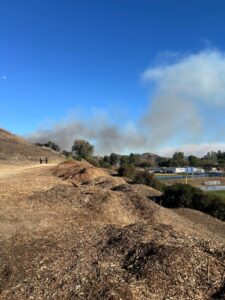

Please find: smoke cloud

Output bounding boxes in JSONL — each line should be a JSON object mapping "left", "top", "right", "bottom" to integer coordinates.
{"left": 158, "top": 143, "right": 225, "bottom": 158}
{"left": 142, "top": 50, "right": 225, "bottom": 145}
{"left": 27, "top": 117, "right": 147, "bottom": 155}
{"left": 27, "top": 49, "right": 225, "bottom": 156}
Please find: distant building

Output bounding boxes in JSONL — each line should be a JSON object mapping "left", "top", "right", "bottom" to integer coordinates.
{"left": 150, "top": 167, "right": 205, "bottom": 174}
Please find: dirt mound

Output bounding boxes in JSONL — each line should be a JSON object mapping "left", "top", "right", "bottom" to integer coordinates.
{"left": 2, "top": 220, "right": 224, "bottom": 300}
{"left": 132, "top": 183, "right": 162, "bottom": 198}
{"left": 173, "top": 207, "right": 225, "bottom": 241}
{"left": 0, "top": 128, "right": 63, "bottom": 164}
{"left": 97, "top": 223, "right": 225, "bottom": 300}
{"left": 82, "top": 175, "right": 126, "bottom": 189}
{"left": 29, "top": 180, "right": 158, "bottom": 226}
{"left": 54, "top": 160, "right": 108, "bottom": 186}
{"left": 112, "top": 183, "right": 162, "bottom": 199}
{"left": 1, "top": 161, "right": 225, "bottom": 299}
{"left": 123, "top": 241, "right": 224, "bottom": 299}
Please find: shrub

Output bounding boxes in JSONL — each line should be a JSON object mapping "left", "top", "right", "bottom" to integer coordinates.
{"left": 99, "top": 159, "right": 112, "bottom": 169}
{"left": 118, "top": 165, "right": 136, "bottom": 179}
{"left": 201, "top": 194, "right": 225, "bottom": 220}
{"left": 161, "top": 184, "right": 225, "bottom": 221}
{"left": 161, "top": 184, "right": 201, "bottom": 208}
{"left": 62, "top": 150, "right": 73, "bottom": 158}
{"left": 132, "top": 171, "right": 164, "bottom": 191}
{"left": 36, "top": 141, "right": 60, "bottom": 152}
{"left": 86, "top": 156, "right": 100, "bottom": 167}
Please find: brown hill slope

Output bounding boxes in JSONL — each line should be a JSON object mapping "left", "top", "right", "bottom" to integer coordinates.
{"left": 0, "top": 128, "right": 63, "bottom": 164}
{"left": 0, "top": 161, "right": 225, "bottom": 299}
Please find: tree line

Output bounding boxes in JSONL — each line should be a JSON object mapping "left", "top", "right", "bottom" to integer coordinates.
{"left": 158, "top": 151, "right": 225, "bottom": 170}
{"left": 36, "top": 139, "right": 225, "bottom": 170}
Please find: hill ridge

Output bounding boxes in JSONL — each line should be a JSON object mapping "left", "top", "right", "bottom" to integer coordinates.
{"left": 0, "top": 128, "right": 63, "bottom": 164}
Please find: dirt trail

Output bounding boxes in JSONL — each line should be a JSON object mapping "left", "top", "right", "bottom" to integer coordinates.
{"left": 0, "top": 163, "right": 57, "bottom": 178}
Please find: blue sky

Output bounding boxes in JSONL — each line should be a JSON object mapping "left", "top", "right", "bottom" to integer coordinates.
{"left": 1, "top": 0, "right": 225, "bottom": 155}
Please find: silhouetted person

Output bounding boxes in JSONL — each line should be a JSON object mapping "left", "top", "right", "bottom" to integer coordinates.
{"left": 45, "top": 157, "right": 48, "bottom": 164}
{"left": 40, "top": 158, "right": 42, "bottom": 164}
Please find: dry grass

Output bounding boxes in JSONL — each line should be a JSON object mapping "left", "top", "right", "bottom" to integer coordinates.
{"left": 0, "top": 128, "right": 63, "bottom": 165}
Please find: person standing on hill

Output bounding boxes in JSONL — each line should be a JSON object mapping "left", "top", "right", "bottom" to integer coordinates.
{"left": 40, "top": 158, "right": 42, "bottom": 164}
{"left": 45, "top": 157, "right": 48, "bottom": 164}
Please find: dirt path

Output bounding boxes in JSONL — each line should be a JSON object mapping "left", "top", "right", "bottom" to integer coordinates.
{"left": 0, "top": 163, "right": 57, "bottom": 178}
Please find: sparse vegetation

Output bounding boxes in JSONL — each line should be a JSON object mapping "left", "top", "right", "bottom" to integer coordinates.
{"left": 61, "top": 150, "right": 73, "bottom": 158}
{"left": 118, "top": 165, "right": 136, "bottom": 179}
{"left": 98, "top": 156, "right": 112, "bottom": 168}
{"left": 132, "top": 171, "right": 165, "bottom": 191}
{"left": 85, "top": 156, "right": 100, "bottom": 167}
{"left": 117, "top": 166, "right": 164, "bottom": 191}
{"left": 36, "top": 141, "right": 61, "bottom": 152}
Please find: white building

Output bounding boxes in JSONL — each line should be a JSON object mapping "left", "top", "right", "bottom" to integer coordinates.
{"left": 150, "top": 167, "right": 205, "bottom": 174}
{"left": 166, "top": 167, "right": 204, "bottom": 174}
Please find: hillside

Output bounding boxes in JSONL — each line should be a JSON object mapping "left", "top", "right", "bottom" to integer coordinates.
{"left": 0, "top": 158, "right": 225, "bottom": 299}
{"left": 0, "top": 128, "right": 63, "bottom": 164}
{"left": 139, "top": 152, "right": 160, "bottom": 165}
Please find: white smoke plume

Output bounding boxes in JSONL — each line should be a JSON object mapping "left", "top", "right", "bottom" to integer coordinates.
{"left": 159, "top": 143, "right": 225, "bottom": 158}
{"left": 27, "top": 49, "right": 225, "bottom": 156}
{"left": 142, "top": 50, "right": 225, "bottom": 145}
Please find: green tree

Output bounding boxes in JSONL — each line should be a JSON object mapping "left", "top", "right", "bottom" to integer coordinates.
{"left": 99, "top": 157, "right": 111, "bottom": 168}
{"left": 120, "top": 155, "right": 129, "bottom": 166}
{"left": 172, "top": 152, "right": 185, "bottom": 166}
{"left": 199, "top": 159, "right": 218, "bottom": 170}
{"left": 103, "top": 155, "right": 110, "bottom": 164}
{"left": 72, "top": 139, "right": 94, "bottom": 159}
{"left": 173, "top": 151, "right": 184, "bottom": 161}
{"left": 109, "top": 153, "right": 120, "bottom": 166}
{"left": 188, "top": 155, "right": 199, "bottom": 167}
{"left": 128, "top": 153, "right": 140, "bottom": 166}
{"left": 158, "top": 158, "right": 173, "bottom": 167}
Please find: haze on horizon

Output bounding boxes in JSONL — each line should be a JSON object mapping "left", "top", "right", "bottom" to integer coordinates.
{"left": 1, "top": 0, "right": 225, "bottom": 157}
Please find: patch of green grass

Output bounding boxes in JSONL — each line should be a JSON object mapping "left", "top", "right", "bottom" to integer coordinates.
{"left": 207, "top": 190, "right": 225, "bottom": 201}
